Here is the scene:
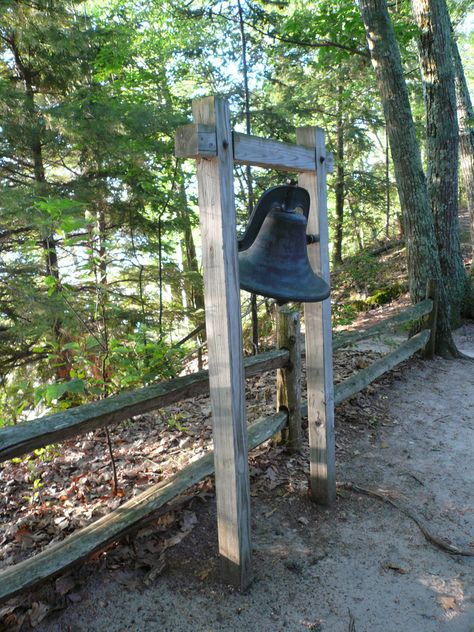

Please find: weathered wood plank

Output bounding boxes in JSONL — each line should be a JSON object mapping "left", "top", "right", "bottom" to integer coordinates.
{"left": 297, "top": 126, "right": 336, "bottom": 506}
{"left": 175, "top": 123, "right": 217, "bottom": 158}
{"left": 334, "top": 329, "right": 430, "bottom": 405}
{"left": 332, "top": 299, "right": 433, "bottom": 350}
{"left": 233, "top": 132, "right": 316, "bottom": 172}
{"left": 277, "top": 308, "right": 302, "bottom": 451}
{"left": 299, "top": 329, "right": 431, "bottom": 418}
{"left": 0, "top": 350, "right": 289, "bottom": 463}
{"left": 175, "top": 126, "right": 334, "bottom": 175}
{"left": 0, "top": 412, "right": 287, "bottom": 606}
{"left": 193, "top": 96, "right": 252, "bottom": 590}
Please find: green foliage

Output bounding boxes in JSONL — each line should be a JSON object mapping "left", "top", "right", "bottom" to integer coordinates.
{"left": 338, "top": 251, "right": 389, "bottom": 296}
{"left": 166, "top": 413, "right": 189, "bottom": 433}
{"left": 365, "top": 282, "right": 408, "bottom": 309}
{"left": 332, "top": 302, "right": 358, "bottom": 327}
{"left": 1, "top": 0, "right": 466, "bottom": 425}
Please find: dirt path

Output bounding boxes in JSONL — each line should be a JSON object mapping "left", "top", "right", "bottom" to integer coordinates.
{"left": 30, "top": 324, "right": 474, "bottom": 631}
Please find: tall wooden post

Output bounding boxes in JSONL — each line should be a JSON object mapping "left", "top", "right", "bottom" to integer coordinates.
{"left": 296, "top": 127, "right": 336, "bottom": 505}
{"left": 192, "top": 97, "right": 252, "bottom": 589}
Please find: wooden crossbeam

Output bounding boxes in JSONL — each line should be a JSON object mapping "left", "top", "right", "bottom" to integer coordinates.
{"left": 175, "top": 124, "right": 334, "bottom": 173}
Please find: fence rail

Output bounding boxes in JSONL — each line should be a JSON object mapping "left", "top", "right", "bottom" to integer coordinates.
{"left": 0, "top": 350, "right": 288, "bottom": 463}
{"left": 0, "top": 412, "right": 288, "bottom": 605}
{"left": 0, "top": 296, "right": 435, "bottom": 604}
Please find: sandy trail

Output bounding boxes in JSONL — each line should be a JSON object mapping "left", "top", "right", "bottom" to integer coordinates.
{"left": 37, "top": 324, "right": 474, "bottom": 632}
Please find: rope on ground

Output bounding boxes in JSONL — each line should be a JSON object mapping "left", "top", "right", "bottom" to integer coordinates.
{"left": 337, "top": 481, "right": 474, "bottom": 557}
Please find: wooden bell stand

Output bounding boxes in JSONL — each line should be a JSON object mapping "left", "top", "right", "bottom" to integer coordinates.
{"left": 175, "top": 96, "right": 335, "bottom": 591}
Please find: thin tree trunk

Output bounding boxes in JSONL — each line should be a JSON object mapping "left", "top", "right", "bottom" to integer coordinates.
{"left": 451, "top": 27, "right": 474, "bottom": 262}
{"left": 348, "top": 200, "right": 364, "bottom": 251}
{"left": 358, "top": 0, "right": 456, "bottom": 356}
{"left": 333, "top": 84, "right": 345, "bottom": 266}
{"left": 411, "top": 0, "right": 467, "bottom": 326}
{"left": 95, "top": 202, "right": 118, "bottom": 494}
{"left": 237, "top": 0, "right": 258, "bottom": 353}
{"left": 177, "top": 177, "right": 204, "bottom": 319}
{"left": 385, "top": 129, "right": 390, "bottom": 238}
{"left": 12, "top": 37, "right": 66, "bottom": 364}
{"left": 158, "top": 216, "right": 163, "bottom": 337}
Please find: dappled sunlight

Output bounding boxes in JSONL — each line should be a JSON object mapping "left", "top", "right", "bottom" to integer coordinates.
{"left": 418, "top": 574, "right": 466, "bottom": 620}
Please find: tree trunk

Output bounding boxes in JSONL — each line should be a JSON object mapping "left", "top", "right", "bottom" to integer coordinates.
{"left": 451, "top": 27, "right": 474, "bottom": 262}
{"left": 237, "top": 0, "right": 258, "bottom": 353}
{"left": 14, "top": 40, "right": 66, "bottom": 364}
{"left": 177, "top": 176, "right": 204, "bottom": 322}
{"left": 358, "top": 0, "right": 456, "bottom": 356}
{"left": 333, "top": 84, "right": 345, "bottom": 266}
{"left": 411, "top": 0, "right": 467, "bottom": 326}
{"left": 385, "top": 129, "right": 391, "bottom": 238}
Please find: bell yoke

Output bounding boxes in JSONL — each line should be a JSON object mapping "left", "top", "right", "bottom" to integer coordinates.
{"left": 238, "top": 184, "right": 331, "bottom": 304}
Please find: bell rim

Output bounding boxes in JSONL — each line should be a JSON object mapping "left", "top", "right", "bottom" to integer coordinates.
{"left": 239, "top": 277, "right": 331, "bottom": 303}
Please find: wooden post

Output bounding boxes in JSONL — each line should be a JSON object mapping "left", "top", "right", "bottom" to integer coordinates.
{"left": 276, "top": 307, "right": 302, "bottom": 451}
{"left": 423, "top": 279, "right": 438, "bottom": 359}
{"left": 192, "top": 97, "right": 252, "bottom": 589}
{"left": 296, "top": 127, "right": 336, "bottom": 506}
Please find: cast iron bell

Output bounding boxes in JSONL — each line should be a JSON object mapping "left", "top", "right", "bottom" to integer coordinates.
{"left": 238, "top": 185, "right": 330, "bottom": 304}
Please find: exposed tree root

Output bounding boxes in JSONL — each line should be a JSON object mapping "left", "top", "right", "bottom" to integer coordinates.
{"left": 337, "top": 481, "right": 474, "bottom": 557}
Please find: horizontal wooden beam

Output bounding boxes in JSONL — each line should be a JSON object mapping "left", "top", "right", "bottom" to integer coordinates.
{"left": 0, "top": 350, "right": 289, "bottom": 463}
{"left": 0, "top": 411, "right": 287, "bottom": 605}
{"left": 333, "top": 299, "right": 433, "bottom": 350}
{"left": 233, "top": 132, "right": 316, "bottom": 173}
{"left": 174, "top": 125, "right": 334, "bottom": 174}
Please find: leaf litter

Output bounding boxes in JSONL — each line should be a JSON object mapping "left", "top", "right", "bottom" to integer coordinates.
{"left": 0, "top": 338, "right": 404, "bottom": 629}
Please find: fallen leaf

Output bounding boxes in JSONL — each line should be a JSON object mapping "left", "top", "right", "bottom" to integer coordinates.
{"left": 14, "top": 527, "right": 32, "bottom": 543}
{"left": 28, "top": 602, "right": 50, "bottom": 628}
{"left": 181, "top": 510, "right": 197, "bottom": 532}
{"left": 67, "top": 592, "right": 83, "bottom": 603}
{"left": 55, "top": 574, "right": 76, "bottom": 596}
{"left": 437, "top": 595, "right": 458, "bottom": 612}
{"left": 143, "top": 557, "right": 167, "bottom": 586}
{"left": 264, "top": 508, "right": 277, "bottom": 518}
{"left": 384, "top": 562, "right": 410, "bottom": 574}
{"left": 197, "top": 568, "right": 210, "bottom": 581}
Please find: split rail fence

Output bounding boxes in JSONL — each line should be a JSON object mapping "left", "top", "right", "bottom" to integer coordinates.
{"left": 0, "top": 295, "right": 435, "bottom": 604}
{"left": 0, "top": 95, "right": 438, "bottom": 601}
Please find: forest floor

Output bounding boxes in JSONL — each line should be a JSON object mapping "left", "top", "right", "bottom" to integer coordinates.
{"left": 1, "top": 306, "right": 473, "bottom": 632}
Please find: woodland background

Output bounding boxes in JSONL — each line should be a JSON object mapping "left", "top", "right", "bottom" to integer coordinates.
{"left": 1, "top": 0, "right": 473, "bottom": 427}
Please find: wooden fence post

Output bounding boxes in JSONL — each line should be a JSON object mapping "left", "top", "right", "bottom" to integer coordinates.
{"left": 192, "top": 96, "right": 252, "bottom": 590}
{"left": 423, "top": 279, "right": 438, "bottom": 359}
{"left": 277, "top": 307, "right": 302, "bottom": 451}
{"left": 296, "top": 127, "right": 336, "bottom": 506}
